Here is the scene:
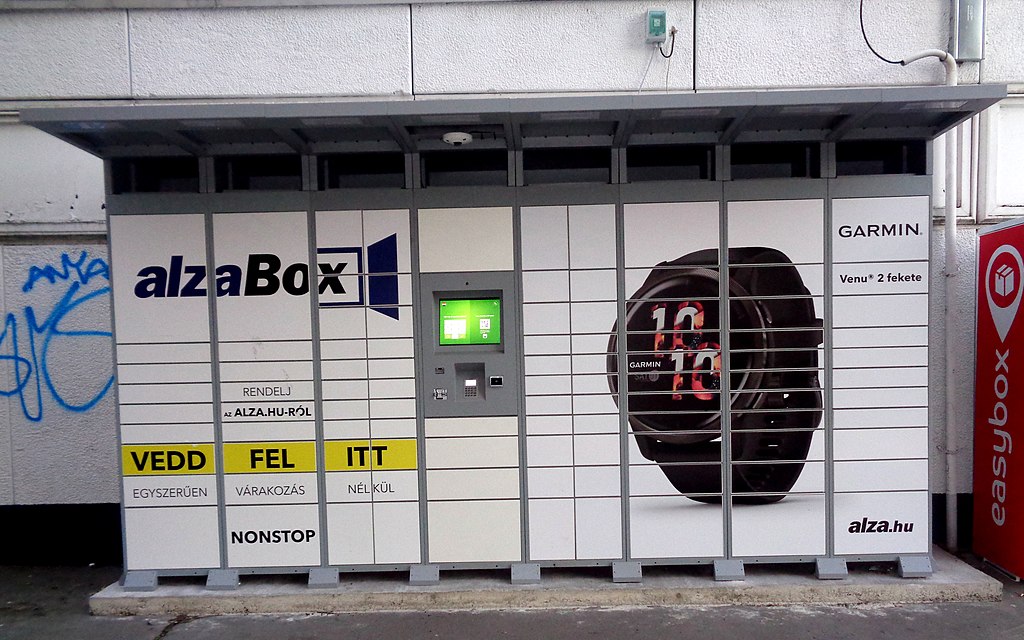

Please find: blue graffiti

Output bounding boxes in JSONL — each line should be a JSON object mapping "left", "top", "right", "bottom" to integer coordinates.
{"left": 0, "top": 251, "right": 114, "bottom": 422}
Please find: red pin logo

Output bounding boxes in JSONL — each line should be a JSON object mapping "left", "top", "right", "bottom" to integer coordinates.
{"left": 986, "top": 244, "right": 1024, "bottom": 342}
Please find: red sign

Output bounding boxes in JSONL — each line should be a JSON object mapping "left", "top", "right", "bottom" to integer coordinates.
{"left": 974, "top": 220, "right": 1024, "bottom": 578}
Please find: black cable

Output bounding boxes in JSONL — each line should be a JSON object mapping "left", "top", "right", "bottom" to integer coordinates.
{"left": 859, "top": 0, "right": 902, "bottom": 65}
{"left": 659, "top": 28, "right": 676, "bottom": 59}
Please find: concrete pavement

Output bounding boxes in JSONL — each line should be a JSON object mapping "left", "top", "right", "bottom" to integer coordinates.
{"left": 2, "top": 550, "right": 1023, "bottom": 640}
{"left": 90, "top": 547, "right": 1001, "bottom": 616}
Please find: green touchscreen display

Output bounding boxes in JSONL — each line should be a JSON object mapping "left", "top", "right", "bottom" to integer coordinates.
{"left": 438, "top": 298, "right": 501, "bottom": 346}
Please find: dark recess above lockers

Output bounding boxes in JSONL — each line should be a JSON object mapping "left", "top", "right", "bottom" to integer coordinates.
{"left": 214, "top": 155, "right": 302, "bottom": 192}
{"left": 731, "top": 142, "right": 821, "bottom": 179}
{"left": 836, "top": 140, "right": 928, "bottom": 176}
{"left": 626, "top": 144, "right": 715, "bottom": 182}
{"left": 420, "top": 148, "right": 507, "bottom": 187}
{"left": 318, "top": 152, "right": 405, "bottom": 189}
{"left": 523, "top": 147, "right": 611, "bottom": 185}
{"left": 110, "top": 156, "right": 200, "bottom": 194}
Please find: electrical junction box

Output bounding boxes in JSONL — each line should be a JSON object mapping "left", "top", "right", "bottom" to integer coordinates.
{"left": 646, "top": 9, "right": 667, "bottom": 44}
{"left": 952, "top": 0, "right": 985, "bottom": 62}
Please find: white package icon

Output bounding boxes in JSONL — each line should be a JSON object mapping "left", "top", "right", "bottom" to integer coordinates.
{"left": 996, "top": 264, "right": 1015, "bottom": 297}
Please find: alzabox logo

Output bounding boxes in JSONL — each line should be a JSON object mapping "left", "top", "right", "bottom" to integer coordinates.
{"left": 133, "top": 234, "right": 400, "bottom": 319}
{"left": 983, "top": 244, "right": 1021, "bottom": 527}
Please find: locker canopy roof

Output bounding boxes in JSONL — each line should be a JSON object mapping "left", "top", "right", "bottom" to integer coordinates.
{"left": 21, "top": 85, "right": 1006, "bottom": 158}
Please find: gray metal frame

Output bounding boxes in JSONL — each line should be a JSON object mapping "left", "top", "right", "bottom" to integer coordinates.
{"left": 416, "top": 271, "right": 522, "bottom": 418}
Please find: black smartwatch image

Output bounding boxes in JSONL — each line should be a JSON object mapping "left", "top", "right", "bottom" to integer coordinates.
{"left": 608, "top": 247, "right": 822, "bottom": 505}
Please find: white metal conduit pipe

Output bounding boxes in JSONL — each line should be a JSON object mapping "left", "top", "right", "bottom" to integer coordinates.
{"left": 899, "top": 48, "right": 960, "bottom": 550}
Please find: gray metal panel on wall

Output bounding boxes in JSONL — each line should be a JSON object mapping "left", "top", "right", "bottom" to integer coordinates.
{"left": 417, "top": 271, "right": 521, "bottom": 418}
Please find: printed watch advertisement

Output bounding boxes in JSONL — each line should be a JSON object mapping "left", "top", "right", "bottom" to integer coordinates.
{"left": 974, "top": 218, "right": 1024, "bottom": 578}
{"left": 618, "top": 199, "right": 826, "bottom": 559}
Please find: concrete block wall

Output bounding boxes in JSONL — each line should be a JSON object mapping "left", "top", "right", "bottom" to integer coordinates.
{"left": 1, "top": 0, "right": 1023, "bottom": 507}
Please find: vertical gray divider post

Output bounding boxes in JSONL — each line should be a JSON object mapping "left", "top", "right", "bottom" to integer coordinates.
{"left": 408, "top": 154, "right": 440, "bottom": 586}
{"left": 204, "top": 189, "right": 239, "bottom": 591}
{"left": 511, "top": 154, "right": 541, "bottom": 585}
{"left": 714, "top": 182, "right": 744, "bottom": 582}
{"left": 816, "top": 148, "right": 848, "bottom": 580}
{"left": 612, "top": 162, "right": 641, "bottom": 584}
{"left": 304, "top": 164, "right": 339, "bottom": 587}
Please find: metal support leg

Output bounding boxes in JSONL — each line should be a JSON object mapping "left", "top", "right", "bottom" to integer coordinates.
{"left": 815, "top": 557, "right": 848, "bottom": 580}
{"left": 409, "top": 564, "right": 440, "bottom": 586}
{"left": 612, "top": 561, "right": 642, "bottom": 583}
{"left": 308, "top": 568, "right": 339, "bottom": 588}
{"left": 206, "top": 569, "right": 240, "bottom": 590}
{"left": 511, "top": 563, "right": 541, "bottom": 584}
{"left": 713, "top": 559, "right": 745, "bottom": 581}
{"left": 122, "top": 570, "right": 158, "bottom": 592}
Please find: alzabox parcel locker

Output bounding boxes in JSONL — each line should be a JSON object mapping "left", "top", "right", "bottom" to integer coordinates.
{"left": 22, "top": 86, "right": 1003, "bottom": 588}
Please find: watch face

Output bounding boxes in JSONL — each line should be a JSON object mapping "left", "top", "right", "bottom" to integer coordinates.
{"left": 615, "top": 269, "right": 767, "bottom": 438}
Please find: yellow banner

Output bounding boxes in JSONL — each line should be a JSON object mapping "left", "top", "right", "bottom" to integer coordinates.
{"left": 223, "top": 442, "right": 317, "bottom": 474}
{"left": 122, "top": 444, "right": 216, "bottom": 476}
{"left": 324, "top": 439, "right": 417, "bottom": 471}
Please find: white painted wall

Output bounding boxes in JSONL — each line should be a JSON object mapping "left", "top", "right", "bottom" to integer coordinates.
{"left": 411, "top": 1, "right": 694, "bottom": 94}
{"left": 696, "top": 0, "right": 954, "bottom": 89}
{"left": 0, "top": 10, "right": 129, "bottom": 99}
{"left": 0, "top": 0, "right": 995, "bottom": 99}
{"left": 0, "top": 124, "right": 115, "bottom": 505}
{"left": 128, "top": 6, "right": 412, "bottom": 98}
{"left": 0, "top": 124, "right": 106, "bottom": 226}
{"left": 1, "top": 0, "right": 1023, "bottom": 505}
